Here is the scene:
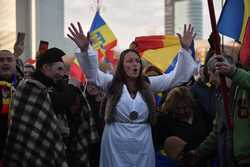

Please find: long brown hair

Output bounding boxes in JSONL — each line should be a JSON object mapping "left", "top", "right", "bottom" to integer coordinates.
{"left": 106, "top": 49, "right": 156, "bottom": 124}
{"left": 109, "top": 49, "right": 147, "bottom": 93}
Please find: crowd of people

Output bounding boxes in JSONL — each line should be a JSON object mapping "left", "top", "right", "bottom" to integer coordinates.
{"left": 0, "top": 22, "right": 249, "bottom": 167}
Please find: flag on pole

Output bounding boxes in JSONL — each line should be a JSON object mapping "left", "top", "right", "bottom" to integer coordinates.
{"left": 217, "top": 0, "right": 250, "bottom": 42}
{"left": 89, "top": 10, "right": 117, "bottom": 63}
{"left": 240, "top": 18, "right": 250, "bottom": 66}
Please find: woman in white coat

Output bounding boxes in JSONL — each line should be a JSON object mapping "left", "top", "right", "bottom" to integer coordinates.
{"left": 67, "top": 22, "right": 197, "bottom": 167}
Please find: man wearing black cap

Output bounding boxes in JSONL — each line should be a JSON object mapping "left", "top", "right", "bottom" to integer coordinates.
{"left": 4, "top": 48, "right": 68, "bottom": 167}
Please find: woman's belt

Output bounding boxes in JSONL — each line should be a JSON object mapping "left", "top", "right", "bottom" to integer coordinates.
{"left": 114, "top": 111, "right": 148, "bottom": 124}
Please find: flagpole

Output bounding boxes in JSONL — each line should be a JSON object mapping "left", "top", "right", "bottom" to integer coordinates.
{"left": 207, "top": 0, "right": 220, "bottom": 53}
{"left": 221, "top": 0, "right": 224, "bottom": 53}
{"left": 207, "top": 0, "right": 233, "bottom": 129}
{"left": 97, "top": 0, "right": 100, "bottom": 11}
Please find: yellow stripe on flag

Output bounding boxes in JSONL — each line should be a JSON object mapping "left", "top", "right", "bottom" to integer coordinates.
{"left": 90, "top": 24, "right": 117, "bottom": 50}
{"left": 143, "top": 45, "right": 180, "bottom": 72}
{"left": 162, "top": 35, "right": 180, "bottom": 47}
{"left": 142, "top": 36, "right": 180, "bottom": 72}
{"left": 240, "top": 0, "right": 250, "bottom": 41}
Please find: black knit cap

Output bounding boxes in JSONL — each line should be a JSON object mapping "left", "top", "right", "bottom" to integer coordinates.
{"left": 36, "top": 47, "right": 65, "bottom": 70}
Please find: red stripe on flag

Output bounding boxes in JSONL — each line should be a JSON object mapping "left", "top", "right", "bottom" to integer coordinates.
{"left": 69, "top": 63, "right": 85, "bottom": 83}
{"left": 134, "top": 35, "right": 165, "bottom": 53}
{"left": 106, "top": 49, "right": 117, "bottom": 65}
{"left": 240, "top": 18, "right": 250, "bottom": 66}
{"left": 104, "top": 40, "right": 117, "bottom": 50}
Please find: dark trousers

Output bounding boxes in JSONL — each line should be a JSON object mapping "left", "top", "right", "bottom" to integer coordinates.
{"left": 0, "top": 113, "right": 8, "bottom": 159}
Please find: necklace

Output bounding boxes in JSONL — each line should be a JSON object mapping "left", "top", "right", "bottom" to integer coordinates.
{"left": 130, "top": 92, "right": 136, "bottom": 99}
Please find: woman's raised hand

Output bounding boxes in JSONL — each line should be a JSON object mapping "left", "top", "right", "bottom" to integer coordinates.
{"left": 67, "top": 22, "right": 89, "bottom": 52}
{"left": 177, "top": 24, "right": 196, "bottom": 51}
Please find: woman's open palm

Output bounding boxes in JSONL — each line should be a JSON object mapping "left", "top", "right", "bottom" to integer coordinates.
{"left": 177, "top": 24, "right": 196, "bottom": 50}
{"left": 67, "top": 22, "right": 89, "bottom": 52}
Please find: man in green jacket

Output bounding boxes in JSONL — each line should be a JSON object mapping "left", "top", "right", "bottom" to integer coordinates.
{"left": 189, "top": 54, "right": 250, "bottom": 167}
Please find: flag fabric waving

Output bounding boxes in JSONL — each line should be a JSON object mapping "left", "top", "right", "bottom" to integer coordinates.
{"left": 134, "top": 35, "right": 195, "bottom": 73}
{"left": 164, "top": 40, "right": 195, "bottom": 74}
{"left": 217, "top": 0, "right": 250, "bottom": 42}
{"left": 89, "top": 10, "right": 117, "bottom": 63}
{"left": 134, "top": 35, "right": 181, "bottom": 73}
{"left": 240, "top": 18, "right": 250, "bottom": 66}
{"left": 134, "top": 35, "right": 179, "bottom": 52}
{"left": 69, "top": 58, "right": 85, "bottom": 83}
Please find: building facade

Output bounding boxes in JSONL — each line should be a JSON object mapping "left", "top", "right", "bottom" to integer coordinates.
{"left": 15, "top": 0, "right": 75, "bottom": 60}
{"left": 0, "top": 0, "right": 16, "bottom": 51}
{"left": 165, "top": 0, "right": 203, "bottom": 39}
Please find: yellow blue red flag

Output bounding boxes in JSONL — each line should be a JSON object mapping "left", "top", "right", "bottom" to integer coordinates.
{"left": 217, "top": 0, "right": 250, "bottom": 42}
{"left": 134, "top": 35, "right": 195, "bottom": 73}
{"left": 134, "top": 35, "right": 180, "bottom": 73}
{"left": 240, "top": 18, "right": 250, "bottom": 66}
{"left": 89, "top": 11, "right": 117, "bottom": 62}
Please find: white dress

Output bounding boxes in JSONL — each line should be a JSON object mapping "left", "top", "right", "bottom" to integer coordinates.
{"left": 76, "top": 47, "right": 197, "bottom": 167}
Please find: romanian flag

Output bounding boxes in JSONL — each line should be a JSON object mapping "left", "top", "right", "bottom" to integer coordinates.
{"left": 134, "top": 35, "right": 195, "bottom": 73}
{"left": 89, "top": 10, "right": 117, "bottom": 63}
{"left": 217, "top": 0, "right": 250, "bottom": 42}
{"left": 134, "top": 35, "right": 181, "bottom": 73}
{"left": 240, "top": 18, "right": 250, "bottom": 66}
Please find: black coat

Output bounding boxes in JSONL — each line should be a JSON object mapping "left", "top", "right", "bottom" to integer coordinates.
{"left": 152, "top": 108, "right": 210, "bottom": 167}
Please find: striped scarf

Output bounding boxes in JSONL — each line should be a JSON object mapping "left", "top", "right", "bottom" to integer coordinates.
{"left": 0, "top": 81, "right": 13, "bottom": 114}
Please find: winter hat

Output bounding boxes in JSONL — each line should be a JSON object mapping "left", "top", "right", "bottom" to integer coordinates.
{"left": 36, "top": 47, "right": 65, "bottom": 70}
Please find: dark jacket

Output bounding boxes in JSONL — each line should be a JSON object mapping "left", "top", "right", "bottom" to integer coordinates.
{"left": 153, "top": 106, "right": 209, "bottom": 167}
{"left": 191, "top": 79, "right": 218, "bottom": 131}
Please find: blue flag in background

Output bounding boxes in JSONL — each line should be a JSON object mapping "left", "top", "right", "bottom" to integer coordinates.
{"left": 217, "top": 0, "right": 250, "bottom": 42}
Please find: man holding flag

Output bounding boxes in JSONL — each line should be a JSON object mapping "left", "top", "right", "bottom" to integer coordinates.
{"left": 184, "top": 1, "right": 250, "bottom": 166}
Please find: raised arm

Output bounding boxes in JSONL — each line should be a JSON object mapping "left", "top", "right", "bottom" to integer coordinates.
{"left": 68, "top": 22, "right": 113, "bottom": 91}
{"left": 149, "top": 24, "right": 197, "bottom": 92}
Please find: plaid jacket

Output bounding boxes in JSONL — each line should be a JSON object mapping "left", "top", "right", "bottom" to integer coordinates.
{"left": 4, "top": 79, "right": 68, "bottom": 167}
{"left": 66, "top": 89, "right": 99, "bottom": 167}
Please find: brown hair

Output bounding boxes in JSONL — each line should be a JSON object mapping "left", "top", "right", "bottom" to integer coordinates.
{"left": 110, "top": 49, "right": 146, "bottom": 91}
{"left": 106, "top": 49, "right": 156, "bottom": 123}
{"left": 161, "top": 86, "right": 195, "bottom": 113}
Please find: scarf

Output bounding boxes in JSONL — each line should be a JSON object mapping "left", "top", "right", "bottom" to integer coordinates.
{"left": 0, "top": 81, "right": 13, "bottom": 114}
